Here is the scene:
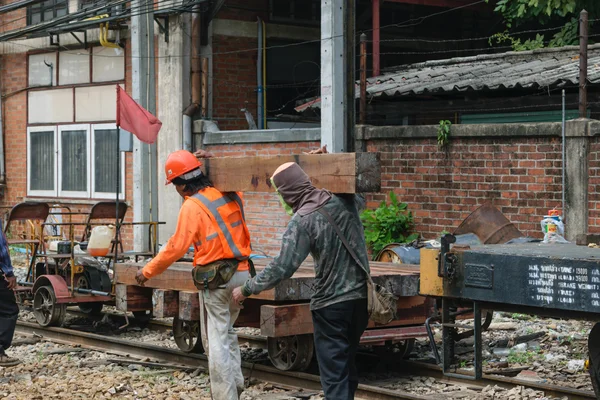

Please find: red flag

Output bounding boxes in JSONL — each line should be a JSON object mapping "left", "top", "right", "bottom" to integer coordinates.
{"left": 116, "top": 85, "right": 162, "bottom": 144}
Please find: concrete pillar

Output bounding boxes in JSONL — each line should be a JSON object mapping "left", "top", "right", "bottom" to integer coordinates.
{"left": 131, "top": 0, "right": 157, "bottom": 252}
{"left": 564, "top": 118, "right": 598, "bottom": 241}
{"left": 157, "top": 13, "right": 191, "bottom": 243}
{"left": 320, "top": 0, "right": 346, "bottom": 153}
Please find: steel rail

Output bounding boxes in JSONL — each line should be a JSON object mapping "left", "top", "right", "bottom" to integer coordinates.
{"left": 18, "top": 313, "right": 596, "bottom": 399}
{"left": 397, "top": 360, "right": 596, "bottom": 400}
{"left": 15, "top": 321, "right": 426, "bottom": 400}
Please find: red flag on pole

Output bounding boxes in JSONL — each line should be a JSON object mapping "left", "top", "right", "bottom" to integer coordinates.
{"left": 116, "top": 85, "right": 162, "bottom": 144}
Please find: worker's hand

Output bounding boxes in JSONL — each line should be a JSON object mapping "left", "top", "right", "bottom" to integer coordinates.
{"left": 5, "top": 276, "right": 16, "bottom": 290}
{"left": 303, "top": 145, "right": 328, "bottom": 155}
{"left": 194, "top": 149, "right": 214, "bottom": 159}
{"left": 135, "top": 269, "right": 149, "bottom": 286}
{"left": 232, "top": 286, "right": 247, "bottom": 307}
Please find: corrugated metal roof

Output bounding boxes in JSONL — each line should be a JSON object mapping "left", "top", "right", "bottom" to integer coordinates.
{"left": 295, "top": 44, "right": 600, "bottom": 112}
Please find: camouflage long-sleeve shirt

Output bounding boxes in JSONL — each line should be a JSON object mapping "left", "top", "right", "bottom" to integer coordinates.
{"left": 241, "top": 195, "right": 369, "bottom": 311}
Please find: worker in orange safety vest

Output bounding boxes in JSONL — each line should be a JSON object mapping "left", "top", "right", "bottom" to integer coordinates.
{"left": 135, "top": 149, "right": 252, "bottom": 400}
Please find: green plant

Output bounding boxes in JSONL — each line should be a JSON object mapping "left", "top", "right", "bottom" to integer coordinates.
{"left": 360, "top": 192, "right": 419, "bottom": 255}
{"left": 507, "top": 349, "right": 539, "bottom": 364}
{"left": 437, "top": 120, "right": 451, "bottom": 149}
{"left": 489, "top": 32, "right": 545, "bottom": 51}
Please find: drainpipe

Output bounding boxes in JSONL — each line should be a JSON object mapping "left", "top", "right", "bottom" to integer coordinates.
{"left": 257, "top": 18, "right": 264, "bottom": 129}
{"left": 183, "top": 3, "right": 202, "bottom": 151}
{"left": 372, "top": 0, "right": 380, "bottom": 77}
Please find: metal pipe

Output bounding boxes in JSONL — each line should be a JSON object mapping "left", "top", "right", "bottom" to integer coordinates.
{"left": 257, "top": 17, "right": 264, "bottom": 130}
{"left": 183, "top": 2, "right": 202, "bottom": 151}
{"left": 359, "top": 33, "right": 367, "bottom": 124}
{"left": 17, "top": 281, "right": 110, "bottom": 297}
{"left": 262, "top": 20, "right": 267, "bottom": 129}
{"left": 182, "top": 114, "right": 193, "bottom": 151}
{"left": 562, "top": 89, "right": 566, "bottom": 214}
{"left": 372, "top": 0, "right": 380, "bottom": 77}
{"left": 579, "top": 9, "right": 588, "bottom": 118}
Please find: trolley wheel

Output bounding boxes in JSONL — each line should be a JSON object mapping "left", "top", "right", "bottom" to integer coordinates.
{"left": 33, "top": 285, "right": 66, "bottom": 327}
{"left": 173, "top": 317, "right": 204, "bottom": 354}
{"left": 588, "top": 323, "right": 600, "bottom": 397}
{"left": 267, "top": 334, "right": 314, "bottom": 372}
{"left": 374, "top": 338, "right": 415, "bottom": 360}
{"left": 76, "top": 274, "right": 103, "bottom": 315}
{"left": 397, "top": 338, "right": 415, "bottom": 358}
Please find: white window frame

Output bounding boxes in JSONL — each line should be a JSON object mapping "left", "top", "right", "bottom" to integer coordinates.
{"left": 27, "top": 123, "right": 125, "bottom": 200}
{"left": 57, "top": 124, "right": 90, "bottom": 198}
{"left": 91, "top": 123, "right": 125, "bottom": 200}
{"left": 27, "top": 126, "right": 58, "bottom": 197}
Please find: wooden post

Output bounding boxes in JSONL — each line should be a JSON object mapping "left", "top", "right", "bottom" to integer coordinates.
{"left": 359, "top": 33, "right": 367, "bottom": 124}
{"left": 579, "top": 9, "right": 588, "bottom": 118}
{"left": 372, "top": 0, "right": 380, "bottom": 77}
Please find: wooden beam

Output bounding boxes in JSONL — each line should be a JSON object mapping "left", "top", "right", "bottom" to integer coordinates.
{"left": 202, "top": 153, "right": 381, "bottom": 193}
{"left": 115, "top": 284, "right": 153, "bottom": 312}
{"left": 152, "top": 290, "right": 179, "bottom": 318}
{"left": 260, "top": 296, "right": 433, "bottom": 337}
{"left": 178, "top": 291, "right": 200, "bottom": 321}
{"left": 115, "top": 259, "right": 420, "bottom": 301}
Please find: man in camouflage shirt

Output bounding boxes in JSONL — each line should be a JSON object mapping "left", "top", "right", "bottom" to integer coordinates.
{"left": 233, "top": 161, "right": 369, "bottom": 399}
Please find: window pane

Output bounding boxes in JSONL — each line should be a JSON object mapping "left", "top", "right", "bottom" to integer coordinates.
{"left": 75, "top": 85, "right": 118, "bottom": 121}
{"left": 28, "top": 89, "right": 74, "bottom": 124}
{"left": 31, "top": 12, "right": 41, "bottom": 24}
{"left": 56, "top": 6, "right": 67, "bottom": 17}
{"left": 43, "top": 9, "right": 53, "bottom": 21}
{"left": 94, "top": 129, "right": 120, "bottom": 193}
{"left": 92, "top": 46, "right": 125, "bottom": 82}
{"left": 28, "top": 53, "right": 56, "bottom": 87}
{"left": 61, "top": 130, "right": 87, "bottom": 192}
{"left": 30, "top": 131, "right": 54, "bottom": 191}
{"left": 59, "top": 51, "right": 90, "bottom": 85}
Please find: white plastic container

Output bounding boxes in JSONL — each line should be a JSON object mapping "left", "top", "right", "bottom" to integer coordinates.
{"left": 87, "top": 225, "right": 115, "bottom": 257}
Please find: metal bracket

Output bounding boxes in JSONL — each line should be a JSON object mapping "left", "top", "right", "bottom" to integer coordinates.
{"left": 69, "top": 31, "right": 88, "bottom": 49}
{"left": 49, "top": 33, "right": 60, "bottom": 46}
{"left": 442, "top": 300, "right": 483, "bottom": 381}
{"left": 154, "top": 15, "right": 169, "bottom": 43}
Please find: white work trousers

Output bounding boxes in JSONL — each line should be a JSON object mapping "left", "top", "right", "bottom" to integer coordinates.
{"left": 202, "top": 270, "right": 249, "bottom": 400}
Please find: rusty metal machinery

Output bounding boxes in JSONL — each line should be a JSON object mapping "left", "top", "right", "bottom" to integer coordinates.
{"left": 419, "top": 235, "right": 600, "bottom": 393}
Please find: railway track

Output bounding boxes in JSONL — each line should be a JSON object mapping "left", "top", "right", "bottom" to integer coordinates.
{"left": 15, "top": 320, "right": 426, "bottom": 400}
{"left": 14, "top": 318, "right": 597, "bottom": 400}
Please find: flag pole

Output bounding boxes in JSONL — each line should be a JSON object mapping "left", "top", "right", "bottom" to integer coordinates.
{"left": 115, "top": 125, "right": 120, "bottom": 268}
{"left": 114, "top": 85, "right": 120, "bottom": 270}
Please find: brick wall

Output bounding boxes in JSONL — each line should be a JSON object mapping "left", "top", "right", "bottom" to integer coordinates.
{"left": 365, "top": 136, "right": 565, "bottom": 239}
{"left": 212, "top": 35, "right": 259, "bottom": 131}
{"left": 202, "top": 126, "right": 593, "bottom": 257}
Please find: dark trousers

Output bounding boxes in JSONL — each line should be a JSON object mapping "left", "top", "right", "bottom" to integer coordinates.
{"left": 311, "top": 298, "right": 368, "bottom": 400}
{"left": 0, "top": 277, "right": 18, "bottom": 355}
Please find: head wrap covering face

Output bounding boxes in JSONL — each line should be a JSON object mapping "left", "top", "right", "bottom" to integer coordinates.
{"left": 271, "top": 162, "right": 332, "bottom": 216}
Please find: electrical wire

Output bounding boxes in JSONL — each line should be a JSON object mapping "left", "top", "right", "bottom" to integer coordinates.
{"left": 0, "top": 0, "right": 491, "bottom": 58}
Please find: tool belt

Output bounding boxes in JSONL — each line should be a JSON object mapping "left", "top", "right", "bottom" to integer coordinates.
{"left": 191, "top": 258, "right": 256, "bottom": 290}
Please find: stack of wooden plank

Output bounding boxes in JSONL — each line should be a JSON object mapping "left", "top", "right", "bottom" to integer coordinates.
{"left": 114, "top": 258, "right": 420, "bottom": 300}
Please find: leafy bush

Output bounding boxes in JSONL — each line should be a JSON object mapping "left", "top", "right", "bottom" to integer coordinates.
{"left": 360, "top": 192, "right": 419, "bottom": 255}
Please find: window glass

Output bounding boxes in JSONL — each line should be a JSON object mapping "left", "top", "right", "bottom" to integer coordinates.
{"left": 28, "top": 89, "right": 73, "bottom": 124}
{"left": 92, "top": 46, "right": 125, "bottom": 82}
{"left": 29, "top": 131, "right": 54, "bottom": 191}
{"left": 28, "top": 53, "right": 56, "bottom": 87}
{"left": 59, "top": 51, "right": 90, "bottom": 85}
{"left": 60, "top": 129, "right": 87, "bottom": 192}
{"left": 75, "top": 85, "right": 119, "bottom": 122}
{"left": 93, "top": 128, "right": 119, "bottom": 194}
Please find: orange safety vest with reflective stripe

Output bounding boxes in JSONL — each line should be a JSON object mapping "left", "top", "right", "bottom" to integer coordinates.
{"left": 188, "top": 187, "right": 251, "bottom": 271}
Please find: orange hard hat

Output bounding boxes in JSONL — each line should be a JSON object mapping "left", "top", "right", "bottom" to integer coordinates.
{"left": 164, "top": 150, "right": 202, "bottom": 185}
